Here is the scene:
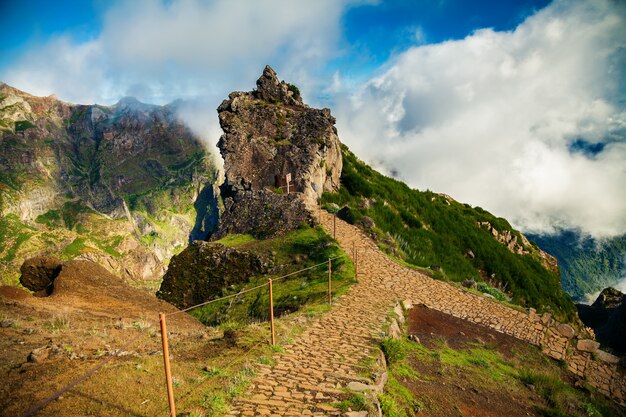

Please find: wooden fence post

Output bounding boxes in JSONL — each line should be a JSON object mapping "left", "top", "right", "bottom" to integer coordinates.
{"left": 355, "top": 247, "right": 358, "bottom": 281}
{"left": 327, "top": 258, "right": 332, "bottom": 304}
{"left": 333, "top": 214, "right": 336, "bottom": 239}
{"left": 159, "top": 313, "right": 176, "bottom": 417}
{"left": 269, "top": 279, "right": 275, "bottom": 345}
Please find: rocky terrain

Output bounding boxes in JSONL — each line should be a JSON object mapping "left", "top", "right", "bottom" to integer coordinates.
{"left": 578, "top": 287, "right": 626, "bottom": 355}
{"left": 0, "top": 83, "right": 218, "bottom": 288}
{"left": 214, "top": 65, "right": 341, "bottom": 238}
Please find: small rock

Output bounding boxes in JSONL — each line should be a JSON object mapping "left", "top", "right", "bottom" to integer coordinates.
{"left": 394, "top": 304, "right": 405, "bottom": 324}
{"left": 346, "top": 381, "right": 372, "bottom": 391}
{"left": 386, "top": 319, "right": 402, "bottom": 340}
{"left": 461, "top": 279, "right": 477, "bottom": 289}
{"left": 0, "top": 319, "right": 15, "bottom": 328}
{"left": 359, "top": 216, "right": 375, "bottom": 229}
{"left": 345, "top": 411, "right": 368, "bottom": 417}
{"left": 27, "top": 346, "right": 51, "bottom": 363}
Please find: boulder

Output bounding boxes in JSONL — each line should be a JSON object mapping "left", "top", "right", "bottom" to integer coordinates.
{"left": 359, "top": 216, "right": 375, "bottom": 229}
{"left": 461, "top": 279, "right": 477, "bottom": 289}
{"left": 594, "top": 350, "right": 620, "bottom": 364}
{"left": 27, "top": 346, "right": 51, "bottom": 363}
{"left": 556, "top": 323, "right": 575, "bottom": 339}
{"left": 336, "top": 206, "right": 355, "bottom": 224}
{"left": 19, "top": 256, "right": 63, "bottom": 296}
{"left": 157, "top": 241, "right": 272, "bottom": 309}
{"left": 577, "top": 339, "right": 600, "bottom": 353}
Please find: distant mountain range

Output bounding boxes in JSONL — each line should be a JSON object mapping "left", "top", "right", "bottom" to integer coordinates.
{"left": 0, "top": 83, "right": 219, "bottom": 288}
{"left": 528, "top": 230, "right": 626, "bottom": 302}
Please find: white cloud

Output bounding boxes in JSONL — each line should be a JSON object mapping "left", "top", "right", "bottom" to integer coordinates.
{"left": 2, "top": 0, "right": 356, "bottom": 170}
{"left": 335, "top": 0, "right": 626, "bottom": 238}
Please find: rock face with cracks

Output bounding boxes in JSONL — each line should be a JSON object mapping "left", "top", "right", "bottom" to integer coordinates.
{"left": 157, "top": 241, "right": 272, "bottom": 309}
{"left": 214, "top": 65, "right": 342, "bottom": 239}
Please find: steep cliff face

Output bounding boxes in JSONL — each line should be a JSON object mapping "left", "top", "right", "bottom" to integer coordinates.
{"left": 213, "top": 66, "right": 342, "bottom": 238}
{"left": 0, "top": 83, "right": 218, "bottom": 287}
{"left": 577, "top": 287, "right": 626, "bottom": 354}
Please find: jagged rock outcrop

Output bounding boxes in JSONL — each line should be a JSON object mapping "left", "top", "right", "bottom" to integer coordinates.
{"left": 157, "top": 241, "right": 272, "bottom": 309}
{"left": 478, "top": 221, "right": 558, "bottom": 272}
{"left": 577, "top": 287, "right": 626, "bottom": 354}
{"left": 0, "top": 83, "right": 219, "bottom": 285}
{"left": 213, "top": 65, "right": 342, "bottom": 238}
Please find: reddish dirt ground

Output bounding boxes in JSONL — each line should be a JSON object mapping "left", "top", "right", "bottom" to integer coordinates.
{"left": 405, "top": 305, "right": 547, "bottom": 417}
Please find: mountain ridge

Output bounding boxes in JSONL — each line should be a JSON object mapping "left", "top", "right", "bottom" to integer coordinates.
{"left": 0, "top": 82, "right": 219, "bottom": 287}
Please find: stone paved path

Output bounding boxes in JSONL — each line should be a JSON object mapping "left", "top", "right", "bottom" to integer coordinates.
{"left": 227, "top": 212, "right": 548, "bottom": 416}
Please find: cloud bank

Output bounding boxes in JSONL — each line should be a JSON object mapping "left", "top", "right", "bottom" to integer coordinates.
{"left": 335, "top": 0, "right": 626, "bottom": 238}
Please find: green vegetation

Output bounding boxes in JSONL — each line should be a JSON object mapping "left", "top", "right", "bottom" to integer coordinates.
{"left": 287, "top": 83, "right": 301, "bottom": 100}
{"left": 62, "top": 237, "right": 91, "bottom": 257}
{"left": 333, "top": 393, "right": 371, "bottom": 412}
{"left": 61, "top": 201, "right": 94, "bottom": 230}
{"left": 322, "top": 145, "right": 576, "bottom": 321}
{"left": 516, "top": 370, "right": 618, "bottom": 417}
{"left": 380, "top": 334, "right": 621, "bottom": 417}
{"left": 0, "top": 171, "right": 21, "bottom": 190}
{"left": 529, "top": 231, "right": 626, "bottom": 301}
{"left": 36, "top": 209, "right": 62, "bottom": 227}
{"left": 0, "top": 214, "right": 36, "bottom": 264}
{"left": 214, "top": 234, "right": 257, "bottom": 247}
{"left": 190, "top": 225, "right": 355, "bottom": 326}
{"left": 14, "top": 120, "right": 36, "bottom": 132}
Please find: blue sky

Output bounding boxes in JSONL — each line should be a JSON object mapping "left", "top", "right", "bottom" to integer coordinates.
{"left": 1, "top": 0, "right": 551, "bottom": 98}
{"left": 1, "top": 0, "right": 625, "bottom": 238}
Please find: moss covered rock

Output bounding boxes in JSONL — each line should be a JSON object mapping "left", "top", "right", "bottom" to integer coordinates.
{"left": 157, "top": 241, "right": 272, "bottom": 309}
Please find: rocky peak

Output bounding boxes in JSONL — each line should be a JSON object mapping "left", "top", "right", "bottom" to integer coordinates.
{"left": 592, "top": 287, "right": 624, "bottom": 309}
{"left": 254, "top": 65, "right": 304, "bottom": 107}
{"left": 213, "top": 66, "right": 342, "bottom": 238}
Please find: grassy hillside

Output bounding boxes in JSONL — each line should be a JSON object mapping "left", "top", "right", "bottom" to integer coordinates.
{"left": 186, "top": 225, "right": 355, "bottom": 326}
{"left": 322, "top": 146, "right": 576, "bottom": 321}
{"left": 528, "top": 231, "right": 626, "bottom": 301}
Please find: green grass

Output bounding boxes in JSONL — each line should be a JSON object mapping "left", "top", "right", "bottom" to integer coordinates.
{"left": 380, "top": 333, "right": 623, "bottom": 417}
{"left": 189, "top": 225, "right": 355, "bottom": 326}
{"left": 333, "top": 393, "right": 371, "bottom": 412}
{"left": 62, "top": 237, "right": 90, "bottom": 257}
{"left": 14, "top": 120, "right": 36, "bottom": 132}
{"left": 214, "top": 234, "right": 256, "bottom": 247}
{"left": 0, "top": 171, "right": 21, "bottom": 190}
{"left": 36, "top": 209, "right": 62, "bottom": 227}
{"left": 321, "top": 145, "right": 576, "bottom": 322}
{"left": 0, "top": 214, "right": 36, "bottom": 260}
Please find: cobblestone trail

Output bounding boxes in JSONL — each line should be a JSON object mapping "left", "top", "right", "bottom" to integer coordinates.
{"left": 227, "top": 212, "right": 625, "bottom": 416}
